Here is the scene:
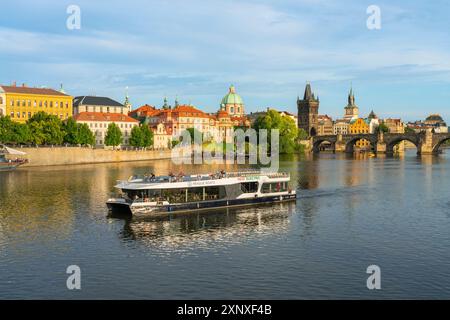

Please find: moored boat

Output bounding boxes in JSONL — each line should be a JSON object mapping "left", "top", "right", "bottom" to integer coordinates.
{"left": 0, "top": 145, "right": 28, "bottom": 171}
{"left": 107, "top": 170, "right": 296, "bottom": 215}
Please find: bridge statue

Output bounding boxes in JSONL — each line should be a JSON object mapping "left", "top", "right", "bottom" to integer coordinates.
{"left": 312, "top": 131, "right": 450, "bottom": 155}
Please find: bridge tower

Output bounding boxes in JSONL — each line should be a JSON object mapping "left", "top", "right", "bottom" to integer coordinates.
{"left": 297, "top": 83, "right": 319, "bottom": 137}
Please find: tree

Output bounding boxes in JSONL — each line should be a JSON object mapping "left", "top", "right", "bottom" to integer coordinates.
{"left": 186, "top": 127, "right": 203, "bottom": 144}
{"left": 140, "top": 125, "right": 154, "bottom": 148}
{"left": 77, "top": 123, "right": 95, "bottom": 146}
{"left": 297, "top": 128, "right": 309, "bottom": 140}
{"left": 253, "top": 110, "right": 300, "bottom": 154}
{"left": 104, "top": 123, "right": 122, "bottom": 147}
{"left": 63, "top": 117, "right": 79, "bottom": 144}
{"left": 404, "top": 126, "right": 415, "bottom": 134}
{"left": 27, "top": 111, "right": 64, "bottom": 145}
{"left": 0, "top": 116, "right": 31, "bottom": 144}
{"left": 375, "top": 123, "right": 389, "bottom": 134}
{"left": 0, "top": 116, "right": 14, "bottom": 143}
{"left": 129, "top": 125, "right": 143, "bottom": 147}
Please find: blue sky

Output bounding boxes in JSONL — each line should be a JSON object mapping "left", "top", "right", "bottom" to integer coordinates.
{"left": 1, "top": 0, "right": 450, "bottom": 121}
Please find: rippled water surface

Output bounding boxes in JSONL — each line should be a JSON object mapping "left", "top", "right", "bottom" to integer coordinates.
{"left": 1, "top": 151, "right": 450, "bottom": 299}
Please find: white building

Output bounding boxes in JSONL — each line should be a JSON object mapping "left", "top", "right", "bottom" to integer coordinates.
{"left": 74, "top": 112, "right": 139, "bottom": 146}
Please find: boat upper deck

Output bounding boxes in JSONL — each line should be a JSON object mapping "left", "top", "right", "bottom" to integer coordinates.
{"left": 124, "top": 170, "right": 290, "bottom": 185}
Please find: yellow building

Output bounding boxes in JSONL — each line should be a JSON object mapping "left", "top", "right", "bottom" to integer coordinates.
{"left": 349, "top": 118, "right": 371, "bottom": 150}
{"left": 0, "top": 84, "right": 73, "bottom": 123}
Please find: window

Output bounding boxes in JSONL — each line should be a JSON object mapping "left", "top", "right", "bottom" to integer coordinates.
{"left": 10, "top": 112, "right": 14, "bottom": 118}
{"left": 0, "top": 97, "right": 3, "bottom": 104}
{"left": 28, "top": 112, "right": 31, "bottom": 118}
{"left": 240, "top": 182, "right": 259, "bottom": 193}
{"left": 261, "top": 182, "right": 288, "bottom": 193}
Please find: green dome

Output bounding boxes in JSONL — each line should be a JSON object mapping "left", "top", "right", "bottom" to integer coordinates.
{"left": 221, "top": 85, "right": 244, "bottom": 106}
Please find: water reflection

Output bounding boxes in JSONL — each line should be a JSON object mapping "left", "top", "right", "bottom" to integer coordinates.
{"left": 110, "top": 202, "right": 296, "bottom": 252}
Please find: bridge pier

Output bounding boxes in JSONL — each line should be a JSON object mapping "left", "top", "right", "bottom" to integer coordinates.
{"left": 376, "top": 142, "right": 386, "bottom": 154}
{"left": 418, "top": 131, "right": 435, "bottom": 155}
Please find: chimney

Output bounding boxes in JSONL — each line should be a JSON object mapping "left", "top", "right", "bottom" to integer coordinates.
{"left": 12, "top": 81, "right": 17, "bottom": 87}
{"left": 22, "top": 83, "right": 26, "bottom": 88}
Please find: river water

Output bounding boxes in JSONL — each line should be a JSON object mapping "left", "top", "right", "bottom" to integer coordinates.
{"left": 1, "top": 150, "right": 450, "bottom": 299}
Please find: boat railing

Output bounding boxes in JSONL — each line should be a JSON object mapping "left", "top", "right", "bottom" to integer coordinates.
{"left": 122, "top": 171, "right": 290, "bottom": 184}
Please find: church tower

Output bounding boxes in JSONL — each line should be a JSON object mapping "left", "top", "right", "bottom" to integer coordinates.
{"left": 297, "top": 83, "right": 319, "bottom": 136}
{"left": 124, "top": 86, "right": 132, "bottom": 113}
{"left": 343, "top": 87, "right": 359, "bottom": 121}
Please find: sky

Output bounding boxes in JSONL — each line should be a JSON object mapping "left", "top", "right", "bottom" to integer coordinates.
{"left": 1, "top": 0, "right": 450, "bottom": 121}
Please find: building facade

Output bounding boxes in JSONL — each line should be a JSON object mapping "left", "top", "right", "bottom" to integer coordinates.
{"left": 383, "top": 118, "right": 404, "bottom": 133}
{"left": 73, "top": 112, "right": 139, "bottom": 146}
{"left": 297, "top": 83, "right": 319, "bottom": 136}
{"left": 0, "top": 84, "right": 73, "bottom": 123}
{"left": 349, "top": 118, "right": 371, "bottom": 149}
{"left": 317, "top": 115, "right": 334, "bottom": 136}
{"left": 407, "top": 114, "right": 448, "bottom": 133}
{"left": 333, "top": 119, "right": 349, "bottom": 135}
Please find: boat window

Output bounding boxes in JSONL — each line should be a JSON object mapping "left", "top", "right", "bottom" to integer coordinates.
{"left": 160, "top": 186, "right": 227, "bottom": 203}
{"left": 204, "top": 186, "right": 226, "bottom": 200}
{"left": 240, "top": 182, "right": 258, "bottom": 193}
{"left": 261, "top": 182, "right": 288, "bottom": 193}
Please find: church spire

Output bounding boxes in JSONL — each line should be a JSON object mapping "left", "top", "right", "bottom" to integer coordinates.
{"left": 303, "top": 82, "right": 313, "bottom": 100}
{"left": 124, "top": 86, "right": 131, "bottom": 111}
{"left": 348, "top": 85, "right": 355, "bottom": 106}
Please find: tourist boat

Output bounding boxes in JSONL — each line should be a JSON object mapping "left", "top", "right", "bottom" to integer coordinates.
{"left": 0, "top": 145, "right": 28, "bottom": 171}
{"left": 106, "top": 170, "right": 296, "bottom": 215}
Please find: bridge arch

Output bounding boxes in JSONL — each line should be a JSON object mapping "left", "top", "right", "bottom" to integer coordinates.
{"left": 312, "top": 137, "right": 336, "bottom": 153}
{"left": 432, "top": 137, "right": 450, "bottom": 154}
{"left": 344, "top": 136, "right": 377, "bottom": 153}
{"left": 385, "top": 137, "right": 420, "bottom": 154}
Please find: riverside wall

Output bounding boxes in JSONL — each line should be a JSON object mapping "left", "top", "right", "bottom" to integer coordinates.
{"left": 18, "top": 147, "right": 173, "bottom": 167}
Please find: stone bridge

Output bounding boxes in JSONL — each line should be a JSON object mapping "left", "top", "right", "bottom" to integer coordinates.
{"left": 312, "top": 131, "right": 450, "bottom": 155}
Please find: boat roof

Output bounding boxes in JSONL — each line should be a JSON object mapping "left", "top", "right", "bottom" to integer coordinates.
{"left": 0, "top": 145, "right": 27, "bottom": 155}
{"left": 115, "top": 171, "right": 290, "bottom": 190}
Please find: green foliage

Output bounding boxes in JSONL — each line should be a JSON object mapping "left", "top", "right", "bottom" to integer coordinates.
{"left": 140, "top": 125, "right": 154, "bottom": 148}
{"left": 376, "top": 123, "right": 389, "bottom": 134}
{"left": 27, "top": 111, "right": 64, "bottom": 145}
{"left": 129, "top": 125, "right": 143, "bottom": 147}
{"left": 129, "top": 125, "right": 154, "bottom": 148}
{"left": 404, "top": 126, "right": 415, "bottom": 134}
{"left": 186, "top": 127, "right": 203, "bottom": 144}
{"left": 63, "top": 117, "right": 79, "bottom": 145}
{"left": 171, "top": 139, "right": 180, "bottom": 148}
{"left": 297, "top": 128, "right": 309, "bottom": 140}
{"left": 1, "top": 112, "right": 95, "bottom": 146}
{"left": 104, "top": 123, "right": 123, "bottom": 147}
{"left": 77, "top": 123, "right": 95, "bottom": 146}
{"left": 253, "top": 110, "right": 300, "bottom": 154}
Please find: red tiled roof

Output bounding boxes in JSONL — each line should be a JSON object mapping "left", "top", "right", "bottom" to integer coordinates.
{"left": 129, "top": 104, "right": 158, "bottom": 117}
{"left": 74, "top": 112, "right": 139, "bottom": 123}
{"left": 0, "top": 85, "right": 70, "bottom": 97}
